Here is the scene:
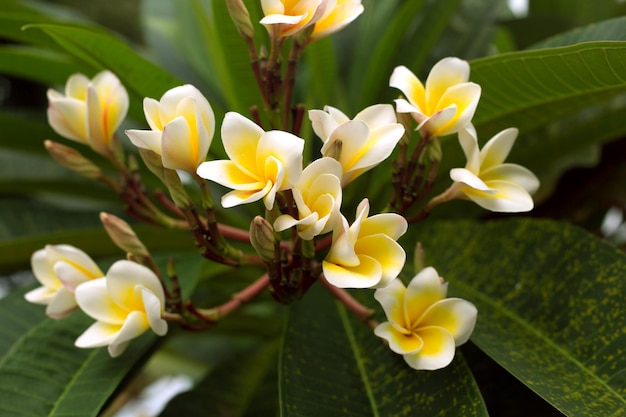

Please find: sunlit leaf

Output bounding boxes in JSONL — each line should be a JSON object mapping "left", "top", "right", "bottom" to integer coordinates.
{"left": 418, "top": 218, "right": 626, "bottom": 417}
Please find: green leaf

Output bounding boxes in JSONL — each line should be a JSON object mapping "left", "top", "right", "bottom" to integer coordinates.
{"left": 280, "top": 283, "right": 487, "bottom": 416}
{"left": 0, "top": 286, "right": 157, "bottom": 417}
{"left": 0, "top": 45, "right": 90, "bottom": 87}
{"left": 530, "top": 15, "right": 626, "bottom": 49}
{"left": 418, "top": 218, "right": 626, "bottom": 416}
{"left": 471, "top": 41, "right": 626, "bottom": 139}
{"left": 25, "top": 23, "right": 182, "bottom": 106}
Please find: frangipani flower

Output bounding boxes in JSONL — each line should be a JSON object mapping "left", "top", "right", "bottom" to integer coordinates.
{"left": 197, "top": 112, "right": 304, "bottom": 210}
{"left": 74, "top": 260, "right": 167, "bottom": 357}
{"left": 449, "top": 127, "right": 539, "bottom": 212}
{"left": 260, "top": 0, "right": 327, "bottom": 38}
{"left": 323, "top": 199, "right": 407, "bottom": 288}
{"left": 25, "top": 245, "right": 103, "bottom": 319}
{"left": 390, "top": 58, "right": 481, "bottom": 137}
{"left": 126, "top": 85, "right": 215, "bottom": 174}
{"left": 309, "top": 105, "right": 404, "bottom": 185}
{"left": 374, "top": 267, "right": 477, "bottom": 371}
{"left": 311, "top": 0, "right": 364, "bottom": 40}
{"left": 47, "top": 70, "right": 129, "bottom": 156}
{"left": 274, "top": 157, "right": 343, "bottom": 240}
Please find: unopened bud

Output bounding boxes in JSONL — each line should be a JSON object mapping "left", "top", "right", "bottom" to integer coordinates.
{"left": 413, "top": 242, "right": 426, "bottom": 273}
{"left": 44, "top": 140, "right": 102, "bottom": 179}
{"left": 100, "top": 212, "right": 150, "bottom": 258}
{"left": 225, "top": 0, "right": 255, "bottom": 39}
{"left": 418, "top": 137, "right": 442, "bottom": 165}
{"left": 250, "top": 216, "right": 276, "bottom": 262}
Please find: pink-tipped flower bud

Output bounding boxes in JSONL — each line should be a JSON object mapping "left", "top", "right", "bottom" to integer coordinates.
{"left": 250, "top": 216, "right": 276, "bottom": 262}
{"left": 100, "top": 212, "right": 150, "bottom": 258}
{"left": 44, "top": 140, "right": 102, "bottom": 179}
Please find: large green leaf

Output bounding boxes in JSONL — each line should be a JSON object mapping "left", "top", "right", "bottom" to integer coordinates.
{"left": 0, "top": 286, "right": 157, "bottom": 417}
{"left": 24, "top": 23, "right": 182, "bottom": 109}
{"left": 280, "top": 283, "right": 487, "bottom": 416}
{"left": 471, "top": 41, "right": 626, "bottom": 139}
{"left": 530, "top": 15, "right": 626, "bottom": 49}
{"left": 418, "top": 218, "right": 626, "bottom": 416}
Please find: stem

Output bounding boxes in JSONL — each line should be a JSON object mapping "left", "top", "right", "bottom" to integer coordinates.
{"left": 283, "top": 39, "right": 303, "bottom": 131}
{"left": 197, "top": 274, "right": 270, "bottom": 320}
{"left": 319, "top": 274, "right": 377, "bottom": 329}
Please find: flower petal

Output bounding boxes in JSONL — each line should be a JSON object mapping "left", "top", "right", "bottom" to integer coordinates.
{"left": 479, "top": 127, "right": 518, "bottom": 170}
{"left": 197, "top": 160, "right": 263, "bottom": 190}
{"left": 481, "top": 163, "right": 540, "bottom": 194}
{"left": 355, "top": 234, "right": 406, "bottom": 288}
{"left": 309, "top": 109, "right": 339, "bottom": 142}
{"left": 464, "top": 179, "right": 534, "bottom": 212}
{"left": 75, "top": 278, "right": 128, "bottom": 324}
{"left": 355, "top": 103, "right": 397, "bottom": 127}
{"left": 75, "top": 320, "right": 119, "bottom": 349}
{"left": 140, "top": 287, "right": 167, "bottom": 336}
{"left": 257, "top": 130, "right": 304, "bottom": 190}
{"left": 432, "top": 83, "right": 481, "bottom": 136}
{"left": 108, "top": 310, "right": 149, "bottom": 357}
{"left": 419, "top": 298, "right": 477, "bottom": 345}
{"left": 45, "top": 287, "right": 78, "bottom": 319}
{"left": 221, "top": 183, "right": 272, "bottom": 208}
{"left": 125, "top": 129, "right": 164, "bottom": 155}
{"left": 390, "top": 65, "right": 426, "bottom": 113}
{"left": 425, "top": 57, "right": 470, "bottom": 105}
{"left": 221, "top": 112, "right": 264, "bottom": 177}
{"left": 374, "top": 321, "right": 423, "bottom": 354}
{"left": 359, "top": 213, "right": 408, "bottom": 240}
{"left": 404, "top": 267, "right": 447, "bottom": 326}
{"left": 450, "top": 168, "right": 493, "bottom": 192}
{"left": 322, "top": 254, "right": 382, "bottom": 288}
{"left": 106, "top": 260, "right": 165, "bottom": 310}
{"left": 161, "top": 115, "right": 195, "bottom": 172}
{"left": 30, "top": 248, "right": 60, "bottom": 290}
{"left": 374, "top": 278, "right": 407, "bottom": 328}
{"left": 403, "top": 326, "right": 456, "bottom": 370}
{"left": 46, "top": 96, "right": 87, "bottom": 143}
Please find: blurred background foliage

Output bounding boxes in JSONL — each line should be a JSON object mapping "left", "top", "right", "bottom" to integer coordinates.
{"left": 1, "top": 0, "right": 626, "bottom": 416}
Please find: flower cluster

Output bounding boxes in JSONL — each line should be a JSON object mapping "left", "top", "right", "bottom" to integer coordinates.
{"left": 29, "top": 1, "right": 540, "bottom": 373}
{"left": 25, "top": 244, "right": 167, "bottom": 357}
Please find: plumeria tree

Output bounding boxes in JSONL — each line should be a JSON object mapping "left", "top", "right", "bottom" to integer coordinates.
{"left": 1, "top": 0, "right": 626, "bottom": 416}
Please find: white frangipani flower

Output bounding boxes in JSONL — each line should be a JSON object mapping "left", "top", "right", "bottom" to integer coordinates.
{"left": 125, "top": 84, "right": 215, "bottom": 174}
{"left": 274, "top": 157, "right": 343, "bottom": 240}
{"left": 374, "top": 267, "right": 477, "bottom": 371}
{"left": 449, "top": 126, "right": 539, "bottom": 212}
{"left": 260, "top": 0, "right": 327, "bottom": 38}
{"left": 390, "top": 57, "right": 481, "bottom": 138}
{"left": 196, "top": 112, "right": 304, "bottom": 210}
{"left": 74, "top": 260, "right": 167, "bottom": 358}
{"left": 323, "top": 199, "right": 407, "bottom": 288}
{"left": 47, "top": 70, "right": 129, "bottom": 156}
{"left": 309, "top": 104, "right": 404, "bottom": 185}
{"left": 25, "top": 245, "right": 104, "bottom": 319}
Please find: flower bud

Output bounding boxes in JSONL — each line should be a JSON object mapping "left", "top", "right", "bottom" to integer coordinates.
{"left": 226, "top": 0, "right": 255, "bottom": 39}
{"left": 250, "top": 216, "right": 276, "bottom": 262}
{"left": 47, "top": 70, "right": 129, "bottom": 156}
{"left": 100, "top": 212, "right": 150, "bottom": 258}
{"left": 44, "top": 140, "right": 102, "bottom": 180}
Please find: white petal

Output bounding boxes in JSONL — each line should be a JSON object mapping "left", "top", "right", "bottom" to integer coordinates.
{"left": 425, "top": 57, "right": 470, "bottom": 98}
{"left": 390, "top": 65, "right": 425, "bottom": 112}
{"left": 196, "top": 160, "right": 263, "bottom": 190}
{"left": 65, "top": 73, "right": 89, "bottom": 99}
{"left": 86, "top": 82, "right": 108, "bottom": 154}
{"left": 46, "top": 97, "right": 87, "bottom": 143}
{"left": 359, "top": 213, "right": 407, "bottom": 240}
{"left": 125, "top": 129, "right": 164, "bottom": 155}
{"left": 221, "top": 183, "right": 272, "bottom": 208}
{"left": 221, "top": 112, "right": 264, "bottom": 178}
{"left": 53, "top": 261, "right": 93, "bottom": 292}
{"left": 417, "top": 105, "right": 457, "bottom": 137}
{"left": 24, "top": 286, "right": 56, "bottom": 305}
{"left": 30, "top": 248, "right": 60, "bottom": 290}
{"left": 108, "top": 311, "right": 149, "bottom": 357}
{"left": 161, "top": 115, "right": 196, "bottom": 172}
{"left": 374, "top": 278, "right": 407, "bottom": 328}
{"left": 45, "top": 287, "right": 78, "bottom": 319}
{"left": 355, "top": 234, "right": 406, "bottom": 286}
{"left": 419, "top": 298, "right": 477, "bottom": 345}
{"left": 260, "top": 13, "right": 306, "bottom": 25}
{"left": 75, "top": 320, "right": 119, "bottom": 349}
{"left": 257, "top": 130, "right": 304, "bottom": 190}
{"left": 374, "top": 321, "right": 423, "bottom": 354}
{"left": 107, "top": 260, "right": 165, "bottom": 309}
{"left": 143, "top": 97, "right": 163, "bottom": 131}
{"left": 457, "top": 127, "right": 480, "bottom": 173}
{"left": 464, "top": 180, "right": 534, "bottom": 212}
{"left": 309, "top": 109, "right": 339, "bottom": 142}
{"left": 322, "top": 254, "right": 382, "bottom": 288}
{"left": 141, "top": 287, "right": 168, "bottom": 336}
{"left": 433, "top": 83, "right": 481, "bottom": 136}
{"left": 450, "top": 168, "right": 493, "bottom": 192}
{"left": 75, "top": 278, "right": 128, "bottom": 324}
{"left": 480, "top": 127, "right": 518, "bottom": 169}
{"left": 403, "top": 326, "right": 456, "bottom": 370}
{"left": 404, "top": 267, "right": 447, "bottom": 327}
{"left": 482, "top": 163, "right": 540, "bottom": 194}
